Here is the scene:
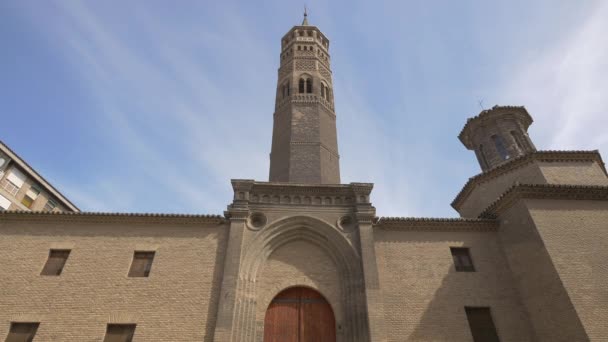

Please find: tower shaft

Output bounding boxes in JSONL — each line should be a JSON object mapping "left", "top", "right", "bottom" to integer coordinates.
{"left": 269, "top": 23, "right": 340, "bottom": 184}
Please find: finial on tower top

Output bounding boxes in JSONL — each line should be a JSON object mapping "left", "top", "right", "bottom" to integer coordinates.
{"left": 302, "top": 6, "right": 309, "bottom": 25}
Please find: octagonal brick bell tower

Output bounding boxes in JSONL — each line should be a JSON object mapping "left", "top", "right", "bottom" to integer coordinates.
{"left": 269, "top": 11, "right": 340, "bottom": 184}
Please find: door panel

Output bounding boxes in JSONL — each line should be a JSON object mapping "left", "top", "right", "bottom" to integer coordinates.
{"left": 264, "top": 287, "right": 336, "bottom": 342}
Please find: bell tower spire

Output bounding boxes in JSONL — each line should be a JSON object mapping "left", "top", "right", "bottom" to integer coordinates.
{"left": 269, "top": 15, "right": 340, "bottom": 184}
{"left": 302, "top": 6, "right": 309, "bottom": 25}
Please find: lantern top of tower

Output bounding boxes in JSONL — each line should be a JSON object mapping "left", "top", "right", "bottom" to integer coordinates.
{"left": 280, "top": 13, "right": 330, "bottom": 52}
{"left": 458, "top": 105, "right": 533, "bottom": 149}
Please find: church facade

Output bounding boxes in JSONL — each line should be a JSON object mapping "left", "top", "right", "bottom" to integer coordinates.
{"left": 1, "top": 15, "right": 608, "bottom": 342}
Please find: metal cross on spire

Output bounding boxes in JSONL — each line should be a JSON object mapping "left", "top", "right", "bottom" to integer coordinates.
{"left": 302, "top": 6, "right": 309, "bottom": 25}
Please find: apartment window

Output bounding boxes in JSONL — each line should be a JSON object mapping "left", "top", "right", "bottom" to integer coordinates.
{"left": 103, "top": 324, "right": 136, "bottom": 342}
{"left": 43, "top": 199, "right": 57, "bottom": 212}
{"left": 1, "top": 179, "right": 19, "bottom": 196}
{"left": 40, "top": 249, "right": 71, "bottom": 276}
{"left": 21, "top": 186, "right": 40, "bottom": 209}
{"left": 465, "top": 307, "right": 500, "bottom": 342}
{"left": 0, "top": 193, "right": 10, "bottom": 211}
{"left": 1, "top": 167, "right": 26, "bottom": 196}
{"left": 128, "top": 251, "right": 155, "bottom": 277}
{"left": 5, "top": 322, "right": 39, "bottom": 342}
{"left": 451, "top": 247, "right": 475, "bottom": 272}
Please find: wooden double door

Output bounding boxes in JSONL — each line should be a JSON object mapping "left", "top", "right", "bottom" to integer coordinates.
{"left": 264, "top": 287, "right": 336, "bottom": 342}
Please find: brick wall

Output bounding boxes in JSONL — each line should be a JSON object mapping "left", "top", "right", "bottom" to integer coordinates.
{"left": 0, "top": 219, "right": 227, "bottom": 341}
{"left": 527, "top": 199, "right": 608, "bottom": 340}
{"left": 374, "top": 228, "right": 534, "bottom": 342}
{"left": 497, "top": 200, "right": 588, "bottom": 341}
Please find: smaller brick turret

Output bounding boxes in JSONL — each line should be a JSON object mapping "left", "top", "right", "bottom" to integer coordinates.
{"left": 459, "top": 105, "right": 536, "bottom": 172}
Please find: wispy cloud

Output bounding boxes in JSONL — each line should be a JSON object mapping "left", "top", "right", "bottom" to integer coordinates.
{"left": 7, "top": 1, "right": 607, "bottom": 217}
{"left": 500, "top": 1, "right": 608, "bottom": 152}
{"left": 17, "top": 1, "right": 278, "bottom": 213}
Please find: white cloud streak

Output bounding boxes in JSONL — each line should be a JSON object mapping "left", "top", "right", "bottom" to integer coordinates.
{"left": 12, "top": 1, "right": 608, "bottom": 217}
{"left": 501, "top": 2, "right": 608, "bottom": 153}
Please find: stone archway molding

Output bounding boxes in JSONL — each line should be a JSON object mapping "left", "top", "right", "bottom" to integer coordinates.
{"left": 231, "top": 215, "right": 370, "bottom": 342}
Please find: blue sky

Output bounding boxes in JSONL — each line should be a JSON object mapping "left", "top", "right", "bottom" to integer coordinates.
{"left": 1, "top": 1, "right": 607, "bottom": 217}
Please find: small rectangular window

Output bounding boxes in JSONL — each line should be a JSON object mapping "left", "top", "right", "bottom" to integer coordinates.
{"left": 5, "top": 322, "right": 39, "bottom": 342}
{"left": 21, "top": 186, "right": 40, "bottom": 208}
{"left": 1, "top": 179, "right": 20, "bottom": 196}
{"left": 465, "top": 307, "right": 500, "bottom": 342}
{"left": 128, "top": 251, "right": 155, "bottom": 277}
{"left": 0, "top": 193, "right": 11, "bottom": 211}
{"left": 41, "top": 249, "right": 71, "bottom": 276}
{"left": 43, "top": 199, "right": 58, "bottom": 212}
{"left": 103, "top": 324, "right": 136, "bottom": 342}
{"left": 451, "top": 247, "right": 475, "bottom": 272}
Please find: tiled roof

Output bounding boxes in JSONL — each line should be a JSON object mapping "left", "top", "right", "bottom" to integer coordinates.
{"left": 0, "top": 210, "right": 226, "bottom": 224}
{"left": 451, "top": 150, "right": 607, "bottom": 210}
{"left": 479, "top": 183, "right": 608, "bottom": 218}
{"left": 375, "top": 216, "right": 498, "bottom": 231}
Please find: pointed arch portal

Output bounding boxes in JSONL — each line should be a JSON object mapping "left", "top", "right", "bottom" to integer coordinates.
{"left": 264, "top": 287, "right": 336, "bottom": 342}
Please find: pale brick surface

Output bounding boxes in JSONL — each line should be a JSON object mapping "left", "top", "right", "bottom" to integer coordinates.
{"left": 538, "top": 161, "right": 608, "bottom": 186}
{"left": 0, "top": 220, "right": 227, "bottom": 341}
{"left": 374, "top": 229, "right": 534, "bottom": 342}
{"left": 527, "top": 199, "right": 608, "bottom": 341}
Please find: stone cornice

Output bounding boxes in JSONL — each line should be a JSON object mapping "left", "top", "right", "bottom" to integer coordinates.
{"left": 451, "top": 150, "right": 607, "bottom": 210}
{"left": 375, "top": 217, "right": 498, "bottom": 232}
{"left": 229, "top": 180, "right": 374, "bottom": 208}
{"left": 458, "top": 105, "right": 533, "bottom": 148}
{"left": 479, "top": 183, "right": 608, "bottom": 219}
{"left": 0, "top": 210, "right": 226, "bottom": 225}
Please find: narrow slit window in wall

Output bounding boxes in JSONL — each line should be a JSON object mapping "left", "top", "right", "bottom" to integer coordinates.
{"left": 465, "top": 307, "right": 500, "bottom": 342}
{"left": 103, "top": 324, "right": 136, "bottom": 342}
{"left": 128, "top": 251, "right": 155, "bottom": 277}
{"left": 5, "top": 322, "right": 39, "bottom": 342}
{"left": 41, "top": 249, "right": 71, "bottom": 276}
{"left": 451, "top": 247, "right": 475, "bottom": 272}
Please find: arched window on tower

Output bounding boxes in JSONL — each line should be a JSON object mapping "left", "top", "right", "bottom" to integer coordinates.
{"left": 282, "top": 83, "right": 290, "bottom": 99}
{"left": 510, "top": 130, "right": 525, "bottom": 151}
{"left": 306, "top": 78, "right": 313, "bottom": 93}
{"left": 492, "top": 135, "right": 510, "bottom": 160}
{"left": 321, "top": 83, "right": 326, "bottom": 99}
{"left": 299, "top": 78, "right": 305, "bottom": 93}
{"left": 478, "top": 145, "right": 489, "bottom": 170}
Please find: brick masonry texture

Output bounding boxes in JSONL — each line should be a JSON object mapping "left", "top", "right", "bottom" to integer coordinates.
{"left": 527, "top": 199, "right": 608, "bottom": 341}
{"left": 374, "top": 229, "right": 534, "bottom": 341}
{"left": 0, "top": 220, "right": 227, "bottom": 341}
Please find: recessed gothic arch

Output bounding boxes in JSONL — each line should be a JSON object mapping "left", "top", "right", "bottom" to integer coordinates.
{"left": 231, "top": 215, "right": 369, "bottom": 342}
